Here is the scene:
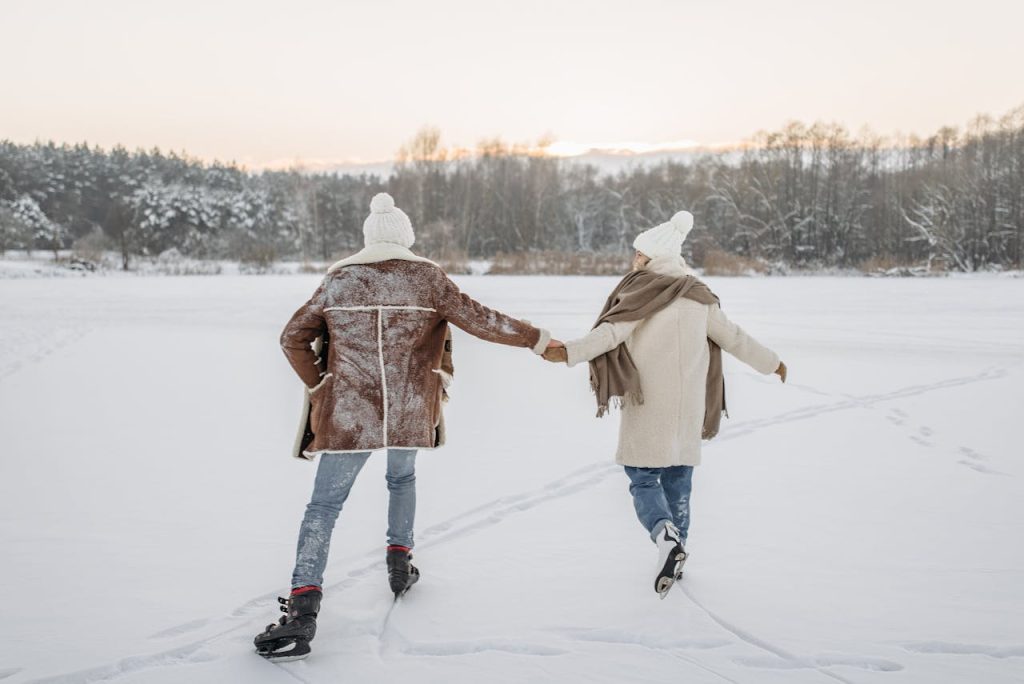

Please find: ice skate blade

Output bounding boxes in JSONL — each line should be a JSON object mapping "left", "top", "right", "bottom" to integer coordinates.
{"left": 674, "top": 551, "right": 688, "bottom": 580}
{"left": 255, "top": 637, "right": 311, "bottom": 661}
{"left": 654, "top": 550, "right": 686, "bottom": 597}
{"left": 261, "top": 652, "right": 310, "bottom": 663}
{"left": 391, "top": 568, "right": 420, "bottom": 600}
{"left": 393, "top": 584, "right": 415, "bottom": 600}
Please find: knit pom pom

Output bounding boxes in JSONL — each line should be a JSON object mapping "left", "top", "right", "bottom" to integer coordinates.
{"left": 670, "top": 210, "right": 694, "bottom": 235}
{"left": 370, "top": 192, "right": 395, "bottom": 214}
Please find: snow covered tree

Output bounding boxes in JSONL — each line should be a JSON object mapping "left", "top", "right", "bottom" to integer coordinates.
{"left": 5, "top": 194, "right": 65, "bottom": 257}
{"left": 0, "top": 202, "right": 33, "bottom": 254}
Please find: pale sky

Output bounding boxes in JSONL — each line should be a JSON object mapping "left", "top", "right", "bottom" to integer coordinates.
{"left": 2, "top": 0, "right": 1022, "bottom": 168}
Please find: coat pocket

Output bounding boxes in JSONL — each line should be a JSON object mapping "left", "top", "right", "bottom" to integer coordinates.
{"left": 307, "top": 373, "right": 333, "bottom": 432}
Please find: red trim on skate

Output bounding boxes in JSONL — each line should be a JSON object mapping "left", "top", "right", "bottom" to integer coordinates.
{"left": 290, "top": 585, "right": 321, "bottom": 596}
{"left": 387, "top": 545, "right": 411, "bottom": 553}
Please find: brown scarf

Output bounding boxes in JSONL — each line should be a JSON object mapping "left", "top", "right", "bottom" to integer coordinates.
{"left": 588, "top": 270, "right": 727, "bottom": 439}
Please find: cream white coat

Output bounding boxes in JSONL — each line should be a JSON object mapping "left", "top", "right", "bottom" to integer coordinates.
{"left": 564, "top": 255, "right": 779, "bottom": 467}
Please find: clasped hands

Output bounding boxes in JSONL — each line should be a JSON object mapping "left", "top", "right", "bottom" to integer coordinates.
{"left": 543, "top": 339, "right": 567, "bottom": 364}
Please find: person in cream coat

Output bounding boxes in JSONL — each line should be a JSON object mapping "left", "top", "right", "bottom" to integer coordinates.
{"left": 545, "top": 211, "right": 786, "bottom": 596}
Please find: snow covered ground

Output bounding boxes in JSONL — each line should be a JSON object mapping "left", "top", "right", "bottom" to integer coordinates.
{"left": 0, "top": 274, "right": 1022, "bottom": 683}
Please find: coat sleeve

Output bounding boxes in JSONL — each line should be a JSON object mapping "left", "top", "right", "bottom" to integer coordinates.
{"left": 706, "top": 304, "right": 779, "bottom": 374}
{"left": 435, "top": 273, "right": 550, "bottom": 354}
{"left": 563, "top": 319, "right": 642, "bottom": 367}
{"left": 280, "top": 279, "right": 328, "bottom": 388}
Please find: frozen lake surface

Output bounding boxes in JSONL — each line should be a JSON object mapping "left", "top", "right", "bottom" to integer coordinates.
{"left": 1, "top": 274, "right": 1022, "bottom": 683}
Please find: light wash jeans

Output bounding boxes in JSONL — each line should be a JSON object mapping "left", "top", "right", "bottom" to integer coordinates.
{"left": 291, "top": 449, "right": 417, "bottom": 589}
{"left": 623, "top": 465, "right": 694, "bottom": 545}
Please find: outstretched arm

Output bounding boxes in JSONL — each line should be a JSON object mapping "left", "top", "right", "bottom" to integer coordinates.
{"left": 435, "top": 273, "right": 552, "bottom": 354}
{"left": 280, "top": 280, "right": 328, "bottom": 388}
{"left": 706, "top": 305, "right": 782, "bottom": 377}
{"left": 561, "top": 319, "right": 642, "bottom": 367}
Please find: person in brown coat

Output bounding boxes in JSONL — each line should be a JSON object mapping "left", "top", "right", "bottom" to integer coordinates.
{"left": 255, "top": 193, "right": 558, "bottom": 661}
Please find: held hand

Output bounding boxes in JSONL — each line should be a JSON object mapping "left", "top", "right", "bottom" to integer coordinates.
{"left": 544, "top": 350, "right": 569, "bottom": 366}
{"left": 774, "top": 361, "right": 787, "bottom": 383}
{"left": 543, "top": 339, "right": 567, "bottom": 364}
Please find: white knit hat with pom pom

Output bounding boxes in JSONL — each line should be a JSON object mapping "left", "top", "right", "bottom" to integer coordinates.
{"left": 363, "top": 192, "right": 415, "bottom": 248}
{"left": 632, "top": 211, "right": 694, "bottom": 259}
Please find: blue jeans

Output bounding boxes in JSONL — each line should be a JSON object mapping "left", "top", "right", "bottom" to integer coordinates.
{"left": 624, "top": 465, "right": 694, "bottom": 545}
{"left": 291, "top": 449, "right": 417, "bottom": 589}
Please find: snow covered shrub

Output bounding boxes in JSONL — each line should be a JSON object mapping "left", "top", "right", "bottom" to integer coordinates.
{"left": 239, "top": 244, "right": 278, "bottom": 274}
{"left": 858, "top": 255, "right": 902, "bottom": 273}
{"left": 71, "top": 227, "right": 113, "bottom": 266}
{"left": 857, "top": 255, "right": 936, "bottom": 277}
{"left": 298, "top": 262, "right": 328, "bottom": 274}
{"left": 489, "top": 251, "right": 627, "bottom": 275}
{"left": 426, "top": 246, "right": 471, "bottom": 275}
{"left": 135, "top": 248, "right": 222, "bottom": 276}
{"left": 701, "top": 249, "right": 769, "bottom": 276}
{"left": 435, "top": 257, "right": 472, "bottom": 275}
{"left": 64, "top": 256, "right": 98, "bottom": 273}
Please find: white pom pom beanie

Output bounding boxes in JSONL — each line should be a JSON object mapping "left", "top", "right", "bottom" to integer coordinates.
{"left": 632, "top": 211, "right": 694, "bottom": 259}
{"left": 363, "top": 192, "right": 415, "bottom": 248}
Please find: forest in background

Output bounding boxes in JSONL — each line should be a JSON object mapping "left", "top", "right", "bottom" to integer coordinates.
{"left": 1, "top": 104, "right": 1022, "bottom": 274}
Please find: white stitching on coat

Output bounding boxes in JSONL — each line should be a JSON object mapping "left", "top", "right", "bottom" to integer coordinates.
{"left": 376, "top": 308, "right": 388, "bottom": 445}
{"left": 302, "top": 445, "right": 436, "bottom": 457}
{"left": 324, "top": 305, "right": 436, "bottom": 313}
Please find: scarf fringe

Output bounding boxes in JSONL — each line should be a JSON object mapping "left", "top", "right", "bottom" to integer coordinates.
{"left": 594, "top": 389, "right": 645, "bottom": 418}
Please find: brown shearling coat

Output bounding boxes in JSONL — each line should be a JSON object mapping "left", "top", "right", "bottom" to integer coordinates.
{"left": 281, "top": 244, "right": 548, "bottom": 456}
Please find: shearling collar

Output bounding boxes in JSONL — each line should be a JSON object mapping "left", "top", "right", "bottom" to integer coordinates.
{"left": 327, "top": 243, "right": 438, "bottom": 273}
{"left": 645, "top": 254, "right": 697, "bottom": 278}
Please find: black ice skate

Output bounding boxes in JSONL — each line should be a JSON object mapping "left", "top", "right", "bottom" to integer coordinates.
{"left": 653, "top": 523, "right": 687, "bottom": 599}
{"left": 254, "top": 587, "right": 322, "bottom": 661}
{"left": 387, "top": 546, "right": 420, "bottom": 599}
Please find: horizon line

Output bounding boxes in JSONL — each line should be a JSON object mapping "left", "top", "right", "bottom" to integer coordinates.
{"left": 4, "top": 101, "right": 1020, "bottom": 174}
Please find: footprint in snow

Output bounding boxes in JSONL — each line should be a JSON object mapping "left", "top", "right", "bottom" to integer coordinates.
{"left": 148, "top": 618, "right": 211, "bottom": 639}
{"left": 732, "top": 654, "right": 904, "bottom": 672}
{"left": 558, "top": 626, "right": 729, "bottom": 651}
{"left": 885, "top": 409, "right": 906, "bottom": 426}
{"left": 23, "top": 642, "right": 215, "bottom": 684}
{"left": 958, "top": 446, "right": 987, "bottom": 461}
{"left": 955, "top": 446, "right": 1005, "bottom": 474}
{"left": 957, "top": 460, "right": 1007, "bottom": 476}
{"left": 402, "top": 639, "right": 567, "bottom": 657}
{"left": 903, "top": 641, "right": 1024, "bottom": 658}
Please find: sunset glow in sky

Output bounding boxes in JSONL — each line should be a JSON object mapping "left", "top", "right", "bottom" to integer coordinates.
{"left": 3, "top": 0, "right": 1022, "bottom": 168}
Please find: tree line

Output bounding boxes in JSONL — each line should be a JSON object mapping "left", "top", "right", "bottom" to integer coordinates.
{"left": 1, "top": 104, "right": 1022, "bottom": 272}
